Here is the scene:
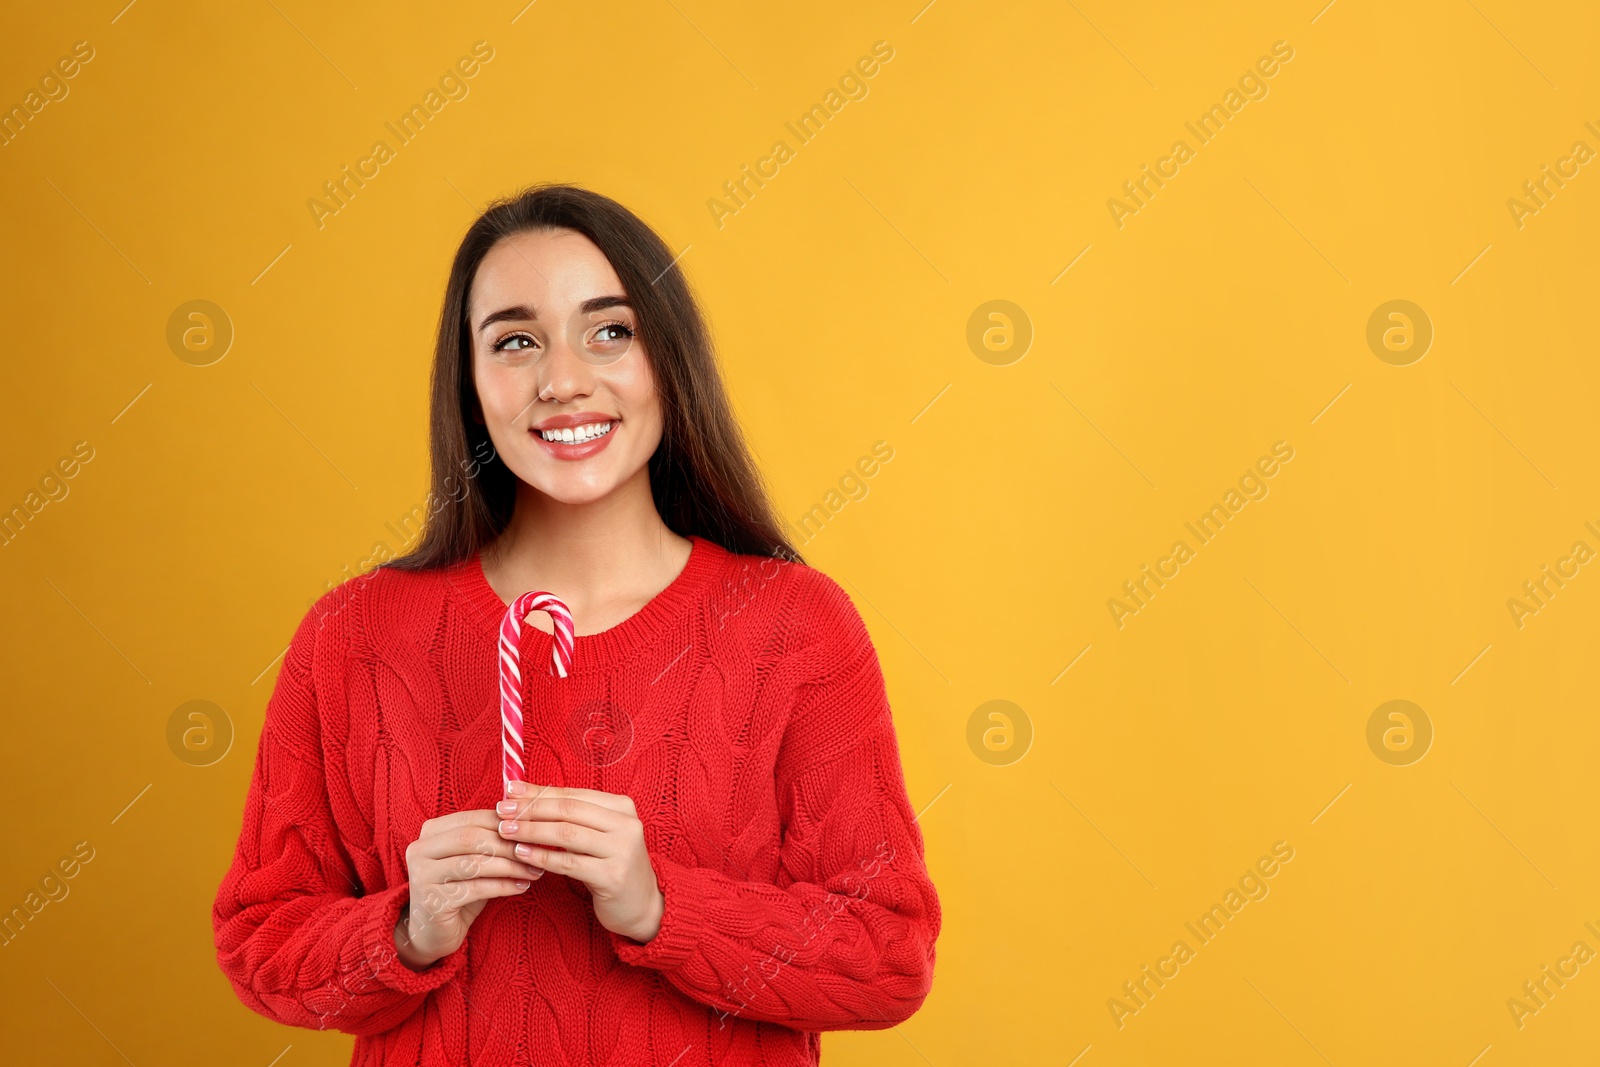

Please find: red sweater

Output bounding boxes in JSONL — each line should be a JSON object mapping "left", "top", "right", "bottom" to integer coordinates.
{"left": 213, "top": 534, "right": 940, "bottom": 1066}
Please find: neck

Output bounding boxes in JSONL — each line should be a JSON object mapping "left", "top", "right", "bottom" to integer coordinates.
{"left": 482, "top": 466, "right": 690, "bottom": 625}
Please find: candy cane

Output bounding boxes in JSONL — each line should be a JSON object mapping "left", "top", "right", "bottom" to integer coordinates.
{"left": 499, "top": 591, "right": 574, "bottom": 797}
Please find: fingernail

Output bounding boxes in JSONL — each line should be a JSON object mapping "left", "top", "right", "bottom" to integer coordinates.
{"left": 506, "top": 781, "right": 525, "bottom": 797}
{"left": 496, "top": 800, "right": 517, "bottom": 816}
{"left": 525, "top": 863, "right": 543, "bottom": 877}
{"left": 515, "top": 843, "right": 532, "bottom": 860}
{"left": 499, "top": 820, "right": 518, "bottom": 834}
{"left": 513, "top": 880, "right": 530, "bottom": 891}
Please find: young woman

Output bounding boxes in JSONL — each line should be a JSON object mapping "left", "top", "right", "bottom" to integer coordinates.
{"left": 212, "top": 184, "right": 940, "bottom": 1066}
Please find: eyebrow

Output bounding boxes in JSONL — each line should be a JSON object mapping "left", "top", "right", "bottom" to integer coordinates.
{"left": 474, "top": 295, "right": 631, "bottom": 333}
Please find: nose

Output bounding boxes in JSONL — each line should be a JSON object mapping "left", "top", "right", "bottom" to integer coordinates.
{"left": 535, "top": 322, "right": 595, "bottom": 404}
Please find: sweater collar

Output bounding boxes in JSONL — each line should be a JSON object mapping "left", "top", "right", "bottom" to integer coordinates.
{"left": 445, "top": 534, "right": 725, "bottom": 672}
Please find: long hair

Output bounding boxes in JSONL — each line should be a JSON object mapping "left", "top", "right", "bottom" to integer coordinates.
{"left": 382, "top": 182, "right": 803, "bottom": 571}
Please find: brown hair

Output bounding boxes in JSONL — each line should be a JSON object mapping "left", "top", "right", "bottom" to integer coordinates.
{"left": 382, "top": 182, "right": 803, "bottom": 572}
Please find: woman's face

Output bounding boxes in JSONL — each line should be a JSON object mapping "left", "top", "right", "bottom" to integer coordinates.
{"left": 467, "top": 228, "right": 661, "bottom": 505}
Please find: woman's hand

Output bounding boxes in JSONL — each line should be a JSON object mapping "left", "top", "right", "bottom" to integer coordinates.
{"left": 496, "top": 782, "right": 664, "bottom": 944}
{"left": 397, "top": 810, "right": 547, "bottom": 970}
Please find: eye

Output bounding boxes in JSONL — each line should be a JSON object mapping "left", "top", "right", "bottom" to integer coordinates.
{"left": 592, "top": 322, "right": 634, "bottom": 345}
{"left": 493, "top": 333, "right": 535, "bottom": 353}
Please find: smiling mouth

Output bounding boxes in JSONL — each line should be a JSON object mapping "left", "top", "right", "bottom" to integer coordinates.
{"left": 534, "top": 421, "right": 615, "bottom": 444}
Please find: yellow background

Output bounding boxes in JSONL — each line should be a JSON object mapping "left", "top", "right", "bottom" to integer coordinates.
{"left": 1, "top": 0, "right": 1597, "bottom": 1063}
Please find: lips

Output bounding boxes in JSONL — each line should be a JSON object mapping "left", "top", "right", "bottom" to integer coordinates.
{"left": 530, "top": 416, "right": 618, "bottom": 461}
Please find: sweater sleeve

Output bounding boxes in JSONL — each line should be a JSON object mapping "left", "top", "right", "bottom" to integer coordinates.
{"left": 212, "top": 590, "right": 468, "bottom": 1036}
{"left": 606, "top": 571, "right": 941, "bottom": 1031}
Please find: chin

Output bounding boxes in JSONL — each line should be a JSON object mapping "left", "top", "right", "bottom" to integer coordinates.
{"left": 531, "top": 473, "right": 624, "bottom": 505}
{"left": 541, "top": 487, "right": 615, "bottom": 506}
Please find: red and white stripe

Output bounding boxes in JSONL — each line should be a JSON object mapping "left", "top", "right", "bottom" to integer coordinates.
{"left": 499, "top": 591, "right": 574, "bottom": 797}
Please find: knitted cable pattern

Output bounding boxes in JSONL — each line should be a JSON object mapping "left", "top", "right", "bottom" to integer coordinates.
{"left": 213, "top": 535, "right": 941, "bottom": 1066}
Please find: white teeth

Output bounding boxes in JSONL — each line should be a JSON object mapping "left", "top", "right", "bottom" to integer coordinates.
{"left": 539, "top": 421, "right": 612, "bottom": 443}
